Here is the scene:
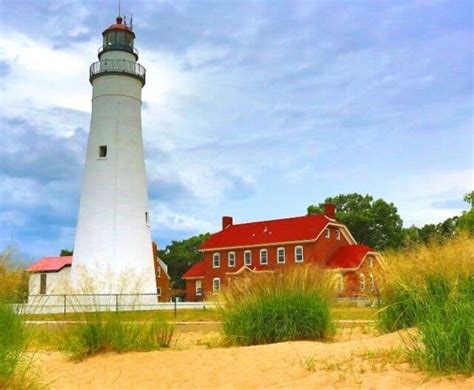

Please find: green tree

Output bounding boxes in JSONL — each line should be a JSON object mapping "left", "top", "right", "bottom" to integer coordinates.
{"left": 458, "top": 191, "right": 474, "bottom": 234}
{"left": 59, "top": 249, "right": 73, "bottom": 256}
{"left": 307, "top": 193, "right": 404, "bottom": 250}
{"left": 158, "top": 233, "right": 210, "bottom": 288}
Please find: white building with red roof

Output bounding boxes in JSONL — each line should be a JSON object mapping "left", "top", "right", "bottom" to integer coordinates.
{"left": 182, "top": 205, "right": 384, "bottom": 300}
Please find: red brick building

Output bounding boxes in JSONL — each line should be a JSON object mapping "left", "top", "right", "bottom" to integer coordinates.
{"left": 182, "top": 205, "right": 384, "bottom": 301}
{"left": 152, "top": 243, "right": 172, "bottom": 302}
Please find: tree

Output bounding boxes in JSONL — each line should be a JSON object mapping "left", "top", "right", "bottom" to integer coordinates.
{"left": 158, "top": 233, "right": 210, "bottom": 288}
{"left": 59, "top": 249, "right": 73, "bottom": 256}
{"left": 457, "top": 191, "right": 474, "bottom": 234}
{"left": 307, "top": 193, "right": 404, "bottom": 250}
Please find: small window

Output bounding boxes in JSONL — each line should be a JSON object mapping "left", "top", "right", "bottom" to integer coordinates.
{"left": 260, "top": 249, "right": 268, "bottom": 265}
{"left": 244, "top": 250, "right": 252, "bottom": 266}
{"left": 369, "top": 258, "right": 374, "bottom": 267}
{"left": 40, "top": 273, "right": 47, "bottom": 295}
{"left": 325, "top": 228, "right": 330, "bottom": 238}
{"left": 295, "top": 246, "right": 304, "bottom": 262}
{"left": 336, "top": 273, "right": 344, "bottom": 292}
{"left": 196, "top": 280, "right": 202, "bottom": 295}
{"left": 213, "top": 277, "right": 221, "bottom": 292}
{"left": 335, "top": 230, "right": 340, "bottom": 240}
{"left": 157, "top": 265, "right": 161, "bottom": 278}
{"left": 359, "top": 274, "right": 366, "bottom": 291}
{"left": 277, "top": 247, "right": 285, "bottom": 264}
{"left": 370, "top": 274, "right": 375, "bottom": 291}
{"left": 212, "top": 253, "right": 220, "bottom": 268}
{"left": 145, "top": 212, "right": 149, "bottom": 225}
{"left": 99, "top": 145, "right": 107, "bottom": 158}
{"left": 157, "top": 287, "right": 161, "bottom": 296}
{"left": 228, "top": 251, "right": 236, "bottom": 267}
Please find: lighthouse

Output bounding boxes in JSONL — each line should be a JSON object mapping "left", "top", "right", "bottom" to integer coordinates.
{"left": 70, "top": 16, "right": 156, "bottom": 297}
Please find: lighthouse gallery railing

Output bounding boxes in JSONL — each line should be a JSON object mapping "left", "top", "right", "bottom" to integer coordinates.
{"left": 89, "top": 59, "right": 146, "bottom": 85}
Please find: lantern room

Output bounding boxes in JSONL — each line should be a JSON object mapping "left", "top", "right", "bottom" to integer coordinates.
{"left": 99, "top": 16, "right": 138, "bottom": 59}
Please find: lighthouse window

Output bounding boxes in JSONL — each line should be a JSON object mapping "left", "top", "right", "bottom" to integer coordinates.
{"left": 117, "top": 31, "right": 125, "bottom": 44}
{"left": 98, "top": 145, "right": 107, "bottom": 158}
{"left": 145, "top": 212, "right": 149, "bottom": 225}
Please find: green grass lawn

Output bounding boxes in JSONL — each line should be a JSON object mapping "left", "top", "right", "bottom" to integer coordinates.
{"left": 24, "top": 305, "right": 376, "bottom": 322}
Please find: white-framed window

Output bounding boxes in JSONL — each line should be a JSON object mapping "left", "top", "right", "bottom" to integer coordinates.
{"left": 244, "top": 250, "right": 252, "bottom": 266}
{"left": 336, "top": 273, "right": 344, "bottom": 292}
{"left": 98, "top": 145, "right": 107, "bottom": 158}
{"left": 335, "top": 230, "right": 340, "bottom": 240}
{"left": 260, "top": 249, "right": 268, "bottom": 265}
{"left": 196, "top": 280, "right": 202, "bottom": 296}
{"left": 359, "top": 274, "right": 366, "bottom": 291}
{"left": 157, "top": 266, "right": 161, "bottom": 278}
{"left": 228, "top": 251, "right": 236, "bottom": 267}
{"left": 325, "top": 228, "right": 330, "bottom": 238}
{"left": 40, "top": 273, "right": 47, "bottom": 295}
{"left": 369, "top": 274, "right": 375, "bottom": 291}
{"left": 295, "top": 246, "right": 304, "bottom": 263}
{"left": 212, "top": 253, "right": 220, "bottom": 268}
{"left": 157, "top": 287, "right": 161, "bottom": 296}
{"left": 369, "top": 258, "right": 374, "bottom": 267}
{"left": 213, "top": 277, "right": 221, "bottom": 292}
{"left": 277, "top": 247, "right": 285, "bottom": 263}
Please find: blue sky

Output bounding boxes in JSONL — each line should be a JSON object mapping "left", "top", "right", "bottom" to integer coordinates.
{"left": 0, "top": 0, "right": 472, "bottom": 261}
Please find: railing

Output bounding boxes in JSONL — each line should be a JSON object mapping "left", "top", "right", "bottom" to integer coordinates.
{"left": 89, "top": 59, "right": 146, "bottom": 85}
{"left": 98, "top": 45, "right": 139, "bottom": 57}
{"left": 17, "top": 292, "right": 216, "bottom": 316}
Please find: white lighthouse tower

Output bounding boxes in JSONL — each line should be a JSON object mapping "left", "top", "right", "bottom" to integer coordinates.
{"left": 71, "top": 16, "right": 156, "bottom": 298}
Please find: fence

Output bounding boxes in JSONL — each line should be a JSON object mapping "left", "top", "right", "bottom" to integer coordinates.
{"left": 17, "top": 293, "right": 217, "bottom": 316}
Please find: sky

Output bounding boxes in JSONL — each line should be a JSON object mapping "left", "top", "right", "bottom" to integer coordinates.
{"left": 0, "top": 0, "right": 472, "bottom": 261}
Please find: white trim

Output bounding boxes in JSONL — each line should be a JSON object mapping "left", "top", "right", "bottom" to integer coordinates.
{"left": 212, "top": 252, "right": 220, "bottom": 268}
{"left": 199, "top": 221, "right": 357, "bottom": 252}
{"left": 259, "top": 248, "right": 268, "bottom": 265}
{"left": 277, "top": 247, "right": 285, "bottom": 264}
{"left": 228, "top": 251, "right": 236, "bottom": 268}
{"left": 182, "top": 276, "right": 205, "bottom": 280}
{"left": 294, "top": 245, "right": 304, "bottom": 263}
{"left": 324, "top": 228, "right": 330, "bottom": 238}
{"left": 244, "top": 250, "right": 252, "bottom": 266}
{"left": 327, "top": 252, "right": 384, "bottom": 272}
{"left": 359, "top": 274, "right": 366, "bottom": 291}
{"left": 212, "top": 277, "right": 221, "bottom": 292}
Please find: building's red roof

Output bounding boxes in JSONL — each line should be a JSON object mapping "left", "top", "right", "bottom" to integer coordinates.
{"left": 103, "top": 16, "right": 134, "bottom": 34}
{"left": 182, "top": 260, "right": 206, "bottom": 279}
{"left": 27, "top": 256, "right": 72, "bottom": 273}
{"left": 325, "top": 245, "right": 372, "bottom": 269}
{"left": 200, "top": 214, "right": 331, "bottom": 250}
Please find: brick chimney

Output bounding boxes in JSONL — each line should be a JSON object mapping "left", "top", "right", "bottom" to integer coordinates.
{"left": 222, "top": 216, "right": 233, "bottom": 230}
{"left": 324, "top": 203, "right": 336, "bottom": 219}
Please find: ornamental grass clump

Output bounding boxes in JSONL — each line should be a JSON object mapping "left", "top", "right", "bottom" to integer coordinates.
{"left": 62, "top": 310, "right": 175, "bottom": 361}
{"left": 378, "top": 233, "right": 474, "bottom": 373}
{"left": 220, "top": 265, "right": 335, "bottom": 346}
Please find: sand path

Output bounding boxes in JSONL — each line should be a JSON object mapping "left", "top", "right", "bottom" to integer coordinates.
{"left": 36, "top": 331, "right": 472, "bottom": 389}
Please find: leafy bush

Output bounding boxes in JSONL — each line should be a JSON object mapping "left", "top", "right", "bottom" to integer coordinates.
{"left": 220, "top": 265, "right": 335, "bottom": 346}
{"left": 62, "top": 311, "right": 175, "bottom": 361}
{"left": 0, "top": 303, "right": 29, "bottom": 387}
{"left": 378, "top": 234, "right": 474, "bottom": 373}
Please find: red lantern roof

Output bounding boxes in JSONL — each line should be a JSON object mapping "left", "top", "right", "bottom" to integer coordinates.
{"left": 103, "top": 16, "right": 134, "bottom": 35}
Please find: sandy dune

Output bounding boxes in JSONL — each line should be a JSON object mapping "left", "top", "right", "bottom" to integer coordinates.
{"left": 36, "top": 331, "right": 472, "bottom": 389}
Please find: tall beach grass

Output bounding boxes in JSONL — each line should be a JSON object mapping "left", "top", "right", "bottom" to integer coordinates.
{"left": 61, "top": 309, "right": 175, "bottom": 361}
{"left": 378, "top": 234, "right": 473, "bottom": 373}
{"left": 220, "top": 265, "right": 335, "bottom": 346}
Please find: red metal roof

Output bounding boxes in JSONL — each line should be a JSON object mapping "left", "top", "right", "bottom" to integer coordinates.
{"left": 325, "top": 245, "right": 372, "bottom": 269}
{"left": 27, "top": 256, "right": 72, "bottom": 273}
{"left": 182, "top": 260, "right": 206, "bottom": 279}
{"left": 103, "top": 17, "right": 134, "bottom": 34}
{"left": 200, "top": 214, "right": 331, "bottom": 250}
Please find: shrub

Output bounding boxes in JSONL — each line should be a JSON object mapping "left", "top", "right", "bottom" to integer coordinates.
{"left": 0, "top": 303, "right": 29, "bottom": 388}
{"left": 220, "top": 265, "right": 335, "bottom": 346}
{"left": 378, "top": 234, "right": 474, "bottom": 373}
{"left": 62, "top": 311, "right": 175, "bottom": 361}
